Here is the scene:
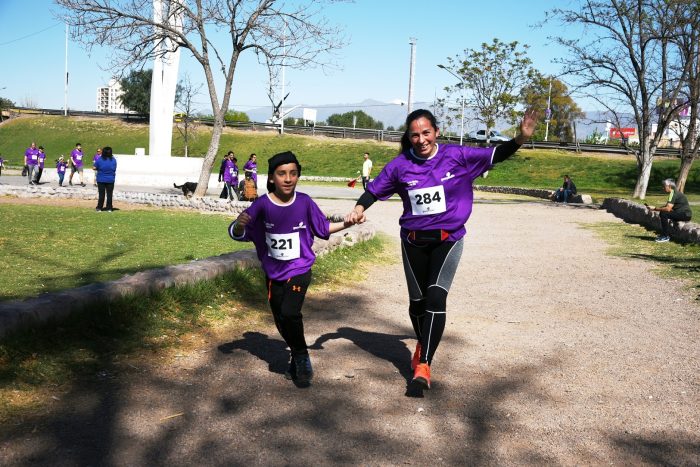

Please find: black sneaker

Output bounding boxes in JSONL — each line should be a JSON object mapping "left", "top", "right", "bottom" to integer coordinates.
{"left": 294, "top": 354, "right": 313, "bottom": 384}
{"left": 284, "top": 356, "right": 297, "bottom": 380}
{"left": 96, "top": 208, "right": 102, "bottom": 212}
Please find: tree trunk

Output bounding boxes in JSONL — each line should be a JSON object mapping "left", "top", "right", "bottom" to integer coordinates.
{"left": 633, "top": 137, "right": 654, "bottom": 199}
{"left": 194, "top": 114, "right": 224, "bottom": 197}
{"left": 677, "top": 155, "right": 695, "bottom": 192}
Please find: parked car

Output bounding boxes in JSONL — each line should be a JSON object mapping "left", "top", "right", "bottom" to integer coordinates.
{"left": 470, "top": 129, "right": 510, "bottom": 142}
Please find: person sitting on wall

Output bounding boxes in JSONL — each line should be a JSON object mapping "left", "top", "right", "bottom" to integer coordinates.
{"left": 553, "top": 175, "right": 577, "bottom": 203}
{"left": 645, "top": 178, "right": 692, "bottom": 243}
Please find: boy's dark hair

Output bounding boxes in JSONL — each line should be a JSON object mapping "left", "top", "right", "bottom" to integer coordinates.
{"left": 266, "top": 151, "right": 302, "bottom": 193}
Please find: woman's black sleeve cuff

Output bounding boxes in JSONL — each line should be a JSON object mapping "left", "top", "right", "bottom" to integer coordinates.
{"left": 356, "top": 190, "right": 378, "bottom": 210}
{"left": 492, "top": 139, "right": 522, "bottom": 164}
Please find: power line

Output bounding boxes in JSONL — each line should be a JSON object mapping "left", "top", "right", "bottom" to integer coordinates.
{"left": 0, "top": 22, "right": 62, "bottom": 47}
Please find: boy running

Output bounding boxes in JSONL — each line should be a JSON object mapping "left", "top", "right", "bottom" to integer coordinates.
{"left": 229, "top": 151, "right": 355, "bottom": 385}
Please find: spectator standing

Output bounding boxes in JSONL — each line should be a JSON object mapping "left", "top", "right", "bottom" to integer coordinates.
{"left": 223, "top": 153, "right": 240, "bottom": 201}
{"left": 24, "top": 142, "right": 40, "bottom": 185}
{"left": 56, "top": 156, "right": 68, "bottom": 186}
{"left": 244, "top": 153, "right": 258, "bottom": 187}
{"left": 361, "top": 152, "right": 373, "bottom": 189}
{"left": 34, "top": 146, "right": 47, "bottom": 184}
{"left": 69, "top": 143, "right": 86, "bottom": 186}
{"left": 646, "top": 178, "right": 693, "bottom": 242}
{"left": 94, "top": 146, "right": 117, "bottom": 212}
{"left": 0, "top": 155, "right": 4, "bottom": 177}
{"left": 92, "top": 148, "right": 102, "bottom": 186}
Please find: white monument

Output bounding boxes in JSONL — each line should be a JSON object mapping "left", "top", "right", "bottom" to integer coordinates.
{"left": 149, "top": 0, "right": 182, "bottom": 157}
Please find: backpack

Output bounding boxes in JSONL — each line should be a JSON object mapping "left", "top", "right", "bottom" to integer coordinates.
{"left": 243, "top": 179, "right": 257, "bottom": 201}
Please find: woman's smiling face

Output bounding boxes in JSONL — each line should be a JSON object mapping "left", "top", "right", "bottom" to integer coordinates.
{"left": 408, "top": 116, "right": 439, "bottom": 158}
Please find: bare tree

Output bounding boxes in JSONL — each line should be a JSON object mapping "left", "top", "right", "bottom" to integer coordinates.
{"left": 174, "top": 74, "right": 203, "bottom": 157}
{"left": 440, "top": 39, "right": 537, "bottom": 144}
{"left": 669, "top": 3, "right": 700, "bottom": 192}
{"left": 54, "top": 0, "right": 347, "bottom": 196}
{"left": 546, "top": 0, "right": 694, "bottom": 199}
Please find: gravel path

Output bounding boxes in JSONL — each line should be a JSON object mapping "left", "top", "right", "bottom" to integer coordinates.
{"left": 2, "top": 197, "right": 698, "bottom": 466}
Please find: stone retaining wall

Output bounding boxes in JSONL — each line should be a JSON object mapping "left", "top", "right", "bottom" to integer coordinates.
{"left": 0, "top": 184, "right": 250, "bottom": 215}
{"left": 601, "top": 198, "right": 700, "bottom": 243}
{"left": 0, "top": 220, "right": 376, "bottom": 338}
{"left": 474, "top": 185, "right": 593, "bottom": 204}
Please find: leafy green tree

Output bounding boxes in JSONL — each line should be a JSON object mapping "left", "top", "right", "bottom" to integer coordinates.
{"left": 119, "top": 69, "right": 152, "bottom": 115}
{"left": 326, "top": 110, "right": 384, "bottom": 130}
{"left": 0, "top": 97, "right": 15, "bottom": 122}
{"left": 440, "top": 38, "right": 537, "bottom": 142}
{"left": 283, "top": 116, "right": 298, "bottom": 126}
{"left": 521, "top": 76, "right": 584, "bottom": 141}
{"left": 224, "top": 110, "right": 250, "bottom": 122}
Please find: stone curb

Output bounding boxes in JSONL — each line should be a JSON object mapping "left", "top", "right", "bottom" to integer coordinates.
{"left": 0, "top": 202, "right": 376, "bottom": 338}
{"left": 601, "top": 198, "right": 700, "bottom": 243}
{"left": 474, "top": 185, "right": 593, "bottom": 204}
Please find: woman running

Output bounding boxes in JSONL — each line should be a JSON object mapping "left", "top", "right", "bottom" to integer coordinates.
{"left": 345, "top": 108, "right": 538, "bottom": 389}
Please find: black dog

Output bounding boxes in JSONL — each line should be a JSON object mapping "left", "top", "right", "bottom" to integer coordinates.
{"left": 174, "top": 182, "right": 198, "bottom": 198}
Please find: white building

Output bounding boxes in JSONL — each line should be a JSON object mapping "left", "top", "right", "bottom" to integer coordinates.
{"left": 96, "top": 79, "right": 128, "bottom": 113}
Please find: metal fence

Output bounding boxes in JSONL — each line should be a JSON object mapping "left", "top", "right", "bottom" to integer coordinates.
{"left": 5, "top": 106, "right": 685, "bottom": 157}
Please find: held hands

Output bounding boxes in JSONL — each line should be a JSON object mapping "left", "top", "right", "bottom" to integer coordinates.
{"left": 344, "top": 206, "right": 366, "bottom": 225}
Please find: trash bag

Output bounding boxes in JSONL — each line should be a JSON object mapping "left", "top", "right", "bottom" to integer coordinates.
{"left": 21, "top": 165, "right": 28, "bottom": 177}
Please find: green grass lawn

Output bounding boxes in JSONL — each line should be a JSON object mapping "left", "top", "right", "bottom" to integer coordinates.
{"left": 2, "top": 115, "right": 698, "bottom": 202}
{"left": 0, "top": 204, "right": 243, "bottom": 300}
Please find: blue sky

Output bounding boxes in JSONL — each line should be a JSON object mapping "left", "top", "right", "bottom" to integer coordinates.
{"left": 0, "top": 0, "right": 582, "bottom": 114}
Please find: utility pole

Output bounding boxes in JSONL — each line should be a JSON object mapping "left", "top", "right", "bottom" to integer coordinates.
{"left": 64, "top": 22, "right": 69, "bottom": 116}
{"left": 544, "top": 78, "right": 552, "bottom": 141}
{"left": 407, "top": 38, "right": 417, "bottom": 114}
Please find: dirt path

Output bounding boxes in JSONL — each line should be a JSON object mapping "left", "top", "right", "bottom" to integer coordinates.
{"left": 1, "top": 198, "right": 698, "bottom": 465}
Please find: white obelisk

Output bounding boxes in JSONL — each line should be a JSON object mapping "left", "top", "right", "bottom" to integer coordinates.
{"left": 149, "top": 0, "right": 182, "bottom": 157}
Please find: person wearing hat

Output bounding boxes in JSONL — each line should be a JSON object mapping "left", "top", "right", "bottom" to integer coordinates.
{"left": 228, "top": 151, "right": 356, "bottom": 386}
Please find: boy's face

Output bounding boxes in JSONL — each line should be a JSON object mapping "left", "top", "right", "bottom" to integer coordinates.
{"left": 271, "top": 162, "right": 299, "bottom": 196}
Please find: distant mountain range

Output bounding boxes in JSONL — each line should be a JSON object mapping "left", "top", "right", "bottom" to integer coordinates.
{"left": 237, "top": 99, "right": 630, "bottom": 139}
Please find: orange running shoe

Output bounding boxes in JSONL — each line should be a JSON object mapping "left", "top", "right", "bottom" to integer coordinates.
{"left": 411, "top": 342, "right": 422, "bottom": 370}
{"left": 413, "top": 363, "right": 431, "bottom": 389}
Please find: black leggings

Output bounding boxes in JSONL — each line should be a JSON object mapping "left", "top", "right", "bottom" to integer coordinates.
{"left": 267, "top": 271, "right": 312, "bottom": 356}
{"left": 97, "top": 182, "right": 114, "bottom": 210}
{"left": 401, "top": 238, "right": 464, "bottom": 365}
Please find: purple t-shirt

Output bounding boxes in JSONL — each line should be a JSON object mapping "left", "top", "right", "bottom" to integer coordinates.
{"left": 25, "top": 147, "right": 39, "bottom": 165}
{"left": 228, "top": 192, "right": 331, "bottom": 281}
{"left": 57, "top": 161, "right": 67, "bottom": 173}
{"left": 368, "top": 144, "right": 495, "bottom": 242}
{"left": 37, "top": 152, "right": 46, "bottom": 168}
{"left": 243, "top": 160, "right": 257, "bottom": 183}
{"left": 223, "top": 160, "right": 239, "bottom": 184}
{"left": 71, "top": 148, "right": 84, "bottom": 168}
{"left": 93, "top": 153, "right": 101, "bottom": 165}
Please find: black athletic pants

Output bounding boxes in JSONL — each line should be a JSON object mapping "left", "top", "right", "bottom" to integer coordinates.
{"left": 659, "top": 210, "right": 691, "bottom": 236}
{"left": 267, "top": 271, "right": 312, "bottom": 356}
{"left": 401, "top": 238, "right": 464, "bottom": 365}
{"left": 97, "top": 182, "right": 114, "bottom": 210}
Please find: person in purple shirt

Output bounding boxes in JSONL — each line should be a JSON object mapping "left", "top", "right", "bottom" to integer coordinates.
{"left": 92, "top": 148, "right": 102, "bottom": 186}
{"left": 24, "top": 142, "right": 40, "bottom": 185}
{"left": 229, "top": 151, "right": 355, "bottom": 386}
{"left": 0, "top": 155, "right": 5, "bottom": 177}
{"left": 223, "top": 153, "right": 240, "bottom": 201}
{"left": 243, "top": 153, "right": 258, "bottom": 187}
{"left": 345, "top": 108, "right": 538, "bottom": 391}
{"left": 34, "top": 146, "right": 47, "bottom": 184}
{"left": 69, "top": 142, "right": 86, "bottom": 186}
{"left": 56, "top": 155, "right": 68, "bottom": 186}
